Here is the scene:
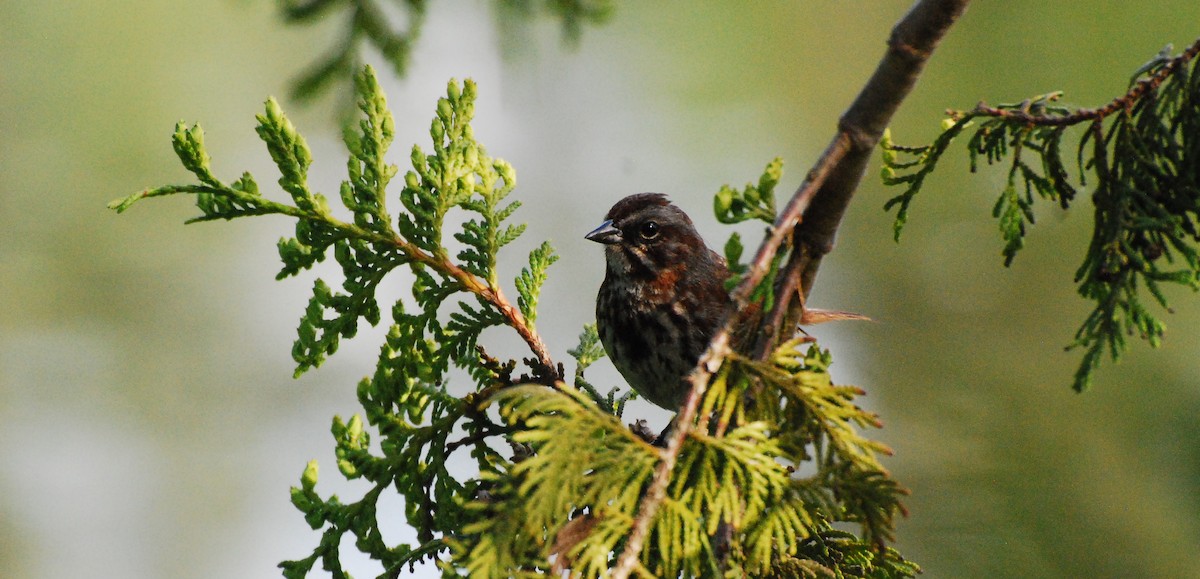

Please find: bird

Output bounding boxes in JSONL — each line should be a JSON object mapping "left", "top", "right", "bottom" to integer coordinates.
{"left": 585, "top": 193, "right": 731, "bottom": 410}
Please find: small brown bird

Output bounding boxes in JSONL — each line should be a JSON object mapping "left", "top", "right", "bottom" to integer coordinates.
{"left": 586, "top": 193, "right": 731, "bottom": 410}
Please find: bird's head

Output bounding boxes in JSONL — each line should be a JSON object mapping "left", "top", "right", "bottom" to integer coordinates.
{"left": 585, "top": 193, "right": 711, "bottom": 279}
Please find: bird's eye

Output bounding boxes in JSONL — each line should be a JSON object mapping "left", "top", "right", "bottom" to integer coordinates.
{"left": 639, "top": 221, "right": 660, "bottom": 240}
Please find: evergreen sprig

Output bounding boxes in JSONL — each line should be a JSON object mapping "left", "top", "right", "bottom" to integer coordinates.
{"left": 718, "top": 159, "right": 789, "bottom": 305}
{"left": 715, "top": 156, "right": 782, "bottom": 225}
{"left": 880, "top": 38, "right": 1200, "bottom": 391}
{"left": 279, "top": 0, "right": 613, "bottom": 104}
{"left": 458, "top": 336, "right": 915, "bottom": 577}
{"left": 567, "top": 323, "right": 637, "bottom": 416}
{"left": 114, "top": 66, "right": 911, "bottom": 576}
{"left": 112, "top": 66, "right": 565, "bottom": 574}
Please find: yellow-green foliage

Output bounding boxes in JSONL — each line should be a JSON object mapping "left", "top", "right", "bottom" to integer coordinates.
{"left": 113, "top": 67, "right": 915, "bottom": 577}
{"left": 456, "top": 337, "right": 914, "bottom": 578}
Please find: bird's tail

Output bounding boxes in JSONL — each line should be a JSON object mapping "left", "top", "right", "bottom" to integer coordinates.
{"left": 799, "top": 308, "right": 872, "bottom": 325}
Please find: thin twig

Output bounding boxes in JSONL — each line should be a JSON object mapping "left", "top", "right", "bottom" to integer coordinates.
{"left": 609, "top": 1, "right": 972, "bottom": 577}
{"left": 334, "top": 215, "right": 560, "bottom": 379}
{"left": 972, "top": 36, "right": 1200, "bottom": 126}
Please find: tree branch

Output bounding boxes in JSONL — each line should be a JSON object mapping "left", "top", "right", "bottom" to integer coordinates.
{"left": 609, "top": 1, "right": 971, "bottom": 576}
{"left": 789, "top": 0, "right": 972, "bottom": 315}
{"left": 969, "top": 36, "right": 1200, "bottom": 126}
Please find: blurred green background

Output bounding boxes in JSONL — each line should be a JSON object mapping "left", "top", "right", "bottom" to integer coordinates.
{"left": 2, "top": 1, "right": 1198, "bottom": 577}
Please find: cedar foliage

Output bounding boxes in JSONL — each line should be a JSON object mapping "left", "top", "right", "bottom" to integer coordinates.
{"left": 109, "top": 1, "right": 1200, "bottom": 576}
{"left": 881, "top": 38, "right": 1200, "bottom": 391}
{"left": 111, "top": 67, "right": 915, "bottom": 576}
{"left": 278, "top": 0, "right": 613, "bottom": 104}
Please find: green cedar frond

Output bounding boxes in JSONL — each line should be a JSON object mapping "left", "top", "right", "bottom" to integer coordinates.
{"left": 515, "top": 241, "right": 558, "bottom": 329}
{"left": 445, "top": 298, "right": 509, "bottom": 381}
{"left": 716, "top": 196, "right": 787, "bottom": 301}
{"left": 342, "top": 68, "right": 398, "bottom": 234}
{"left": 459, "top": 385, "right": 658, "bottom": 576}
{"left": 568, "top": 323, "right": 606, "bottom": 372}
{"left": 781, "top": 530, "right": 922, "bottom": 578}
{"left": 363, "top": 301, "right": 442, "bottom": 423}
{"left": 568, "top": 323, "right": 634, "bottom": 415}
{"left": 115, "top": 63, "right": 913, "bottom": 576}
{"left": 465, "top": 373, "right": 915, "bottom": 578}
{"left": 880, "top": 120, "right": 974, "bottom": 241}
{"left": 626, "top": 338, "right": 909, "bottom": 577}
{"left": 256, "top": 97, "right": 321, "bottom": 212}
{"left": 715, "top": 157, "right": 783, "bottom": 224}
{"left": 536, "top": 0, "right": 615, "bottom": 41}
{"left": 292, "top": 279, "right": 347, "bottom": 377}
{"left": 174, "top": 122, "right": 219, "bottom": 187}
{"left": 676, "top": 424, "right": 784, "bottom": 534}
{"left": 881, "top": 39, "right": 1200, "bottom": 391}
{"left": 283, "top": 0, "right": 427, "bottom": 104}
{"left": 826, "top": 463, "right": 910, "bottom": 545}
{"left": 113, "top": 68, "right": 574, "bottom": 575}
{"left": 723, "top": 231, "right": 749, "bottom": 293}
{"left": 279, "top": 0, "right": 612, "bottom": 105}
{"left": 768, "top": 341, "right": 890, "bottom": 469}
{"left": 742, "top": 494, "right": 826, "bottom": 572}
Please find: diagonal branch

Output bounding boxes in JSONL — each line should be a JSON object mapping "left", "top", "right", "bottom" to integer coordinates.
{"left": 782, "top": 0, "right": 974, "bottom": 331}
{"left": 609, "top": 1, "right": 972, "bottom": 577}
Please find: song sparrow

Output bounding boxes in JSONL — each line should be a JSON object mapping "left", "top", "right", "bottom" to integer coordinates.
{"left": 586, "top": 193, "right": 731, "bottom": 410}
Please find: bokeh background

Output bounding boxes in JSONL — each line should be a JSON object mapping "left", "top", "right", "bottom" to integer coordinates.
{"left": 3, "top": 1, "right": 1199, "bottom": 577}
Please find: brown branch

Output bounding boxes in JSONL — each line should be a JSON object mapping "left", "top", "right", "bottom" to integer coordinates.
{"left": 367, "top": 229, "right": 560, "bottom": 379}
{"left": 790, "top": 0, "right": 973, "bottom": 304}
{"left": 484, "top": 286, "right": 559, "bottom": 377}
{"left": 608, "top": 1, "right": 972, "bottom": 577}
{"left": 971, "top": 36, "right": 1200, "bottom": 126}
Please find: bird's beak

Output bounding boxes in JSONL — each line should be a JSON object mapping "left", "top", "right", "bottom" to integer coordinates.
{"left": 585, "top": 220, "right": 622, "bottom": 245}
